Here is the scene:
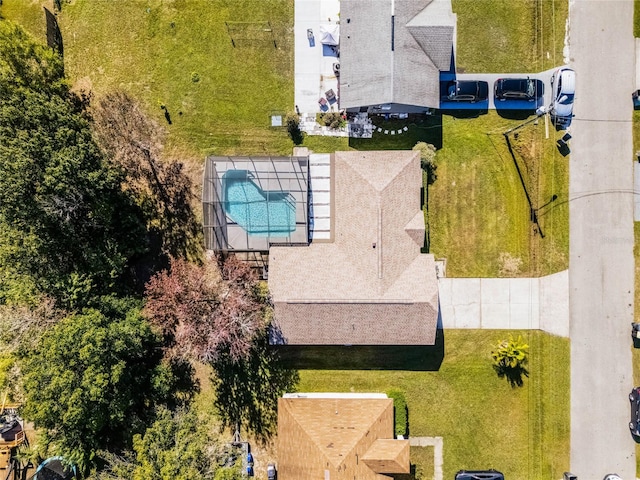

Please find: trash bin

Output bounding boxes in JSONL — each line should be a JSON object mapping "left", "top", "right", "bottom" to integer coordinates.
{"left": 632, "top": 322, "right": 640, "bottom": 339}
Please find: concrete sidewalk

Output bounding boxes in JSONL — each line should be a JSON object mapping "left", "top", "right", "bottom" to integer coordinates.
{"left": 438, "top": 270, "right": 569, "bottom": 337}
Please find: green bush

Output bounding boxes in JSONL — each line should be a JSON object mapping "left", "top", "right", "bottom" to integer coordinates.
{"left": 285, "top": 113, "right": 303, "bottom": 145}
{"left": 386, "top": 388, "right": 408, "bottom": 437}
{"left": 318, "top": 111, "right": 346, "bottom": 130}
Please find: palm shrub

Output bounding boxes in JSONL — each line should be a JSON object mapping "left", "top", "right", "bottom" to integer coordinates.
{"left": 491, "top": 335, "right": 529, "bottom": 387}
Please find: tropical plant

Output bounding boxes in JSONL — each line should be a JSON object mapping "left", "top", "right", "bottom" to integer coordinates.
{"left": 491, "top": 335, "right": 529, "bottom": 387}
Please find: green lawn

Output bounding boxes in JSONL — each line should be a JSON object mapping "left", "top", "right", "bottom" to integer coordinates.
{"left": 452, "top": 0, "right": 568, "bottom": 73}
{"left": 296, "top": 330, "right": 570, "bottom": 480}
{"left": 2, "top": 0, "right": 296, "bottom": 158}
{"left": 428, "top": 112, "right": 569, "bottom": 277}
{"left": 635, "top": 0, "right": 640, "bottom": 37}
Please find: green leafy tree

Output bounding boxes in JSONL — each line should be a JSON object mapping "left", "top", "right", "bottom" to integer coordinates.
{"left": 491, "top": 335, "right": 529, "bottom": 387}
{"left": 19, "top": 301, "right": 188, "bottom": 473}
{"left": 285, "top": 113, "right": 303, "bottom": 145}
{"left": 91, "top": 408, "right": 242, "bottom": 480}
{"left": 0, "top": 21, "right": 66, "bottom": 96}
{"left": 0, "top": 22, "right": 152, "bottom": 306}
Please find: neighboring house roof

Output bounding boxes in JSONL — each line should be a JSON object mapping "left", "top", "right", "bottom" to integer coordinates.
{"left": 340, "top": 0, "right": 456, "bottom": 109}
{"left": 277, "top": 393, "right": 410, "bottom": 480}
{"left": 268, "top": 150, "right": 439, "bottom": 345}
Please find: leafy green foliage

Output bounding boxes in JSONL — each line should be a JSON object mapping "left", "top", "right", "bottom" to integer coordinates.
{"left": 0, "top": 21, "right": 66, "bottom": 95}
{"left": 386, "top": 388, "right": 409, "bottom": 437}
{"left": 19, "top": 303, "right": 189, "bottom": 473}
{"left": 413, "top": 141, "right": 438, "bottom": 185}
{"left": 131, "top": 409, "right": 215, "bottom": 480}
{"left": 491, "top": 335, "right": 529, "bottom": 387}
{"left": 318, "top": 111, "right": 346, "bottom": 130}
{"left": 285, "top": 113, "right": 303, "bottom": 145}
{"left": 91, "top": 407, "right": 242, "bottom": 480}
{"left": 0, "top": 22, "right": 152, "bottom": 306}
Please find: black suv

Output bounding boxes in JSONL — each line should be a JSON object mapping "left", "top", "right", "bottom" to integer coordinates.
{"left": 629, "top": 387, "right": 640, "bottom": 436}
{"left": 455, "top": 470, "right": 505, "bottom": 480}
{"left": 494, "top": 78, "right": 537, "bottom": 101}
{"left": 443, "top": 80, "right": 489, "bottom": 103}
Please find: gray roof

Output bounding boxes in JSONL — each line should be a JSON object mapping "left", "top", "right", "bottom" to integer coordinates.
{"left": 268, "top": 151, "right": 439, "bottom": 345}
{"left": 340, "top": 0, "right": 456, "bottom": 109}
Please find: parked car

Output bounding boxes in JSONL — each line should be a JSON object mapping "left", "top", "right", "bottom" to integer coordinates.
{"left": 443, "top": 80, "right": 489, "bottom": 103}
{"left": 550, "top": 67, "right": 575, "bottom": 124}
{"left": 603, "top": 474, "right": 623, "bottom": 480}
{"left": 494, "top": 78, "right": 537, "bottom": 101}
{"left": 455, "top": 470, "right": 504, "bottom": 480}
{"left": 267, "top": 463, "right": 277, "bottom": 480}
{"left": 629, "top": 386, "right": 640, "bottom": 436}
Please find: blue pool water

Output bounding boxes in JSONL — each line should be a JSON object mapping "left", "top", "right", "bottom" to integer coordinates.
{"left": 222, "top": 170, "right": 296, "bottom": 236}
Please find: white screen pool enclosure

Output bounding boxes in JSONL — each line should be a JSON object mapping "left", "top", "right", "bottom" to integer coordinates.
{"left": 203, "top": 156, "right": 309, "bottom": 252}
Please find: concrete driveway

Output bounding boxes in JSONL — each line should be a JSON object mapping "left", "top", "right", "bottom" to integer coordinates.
{"left": 438, "top": 271, "right": 569, "bottom": 337}
{"left": 455, "top": 69, "right": 557, "bottom": 110}
{"left": 568, "top": 1, "right": 636, "bottom": 478}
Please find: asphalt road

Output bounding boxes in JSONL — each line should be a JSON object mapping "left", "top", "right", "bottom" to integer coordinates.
{"left": 569, "top": 1, "right": 636, "bottom": 478}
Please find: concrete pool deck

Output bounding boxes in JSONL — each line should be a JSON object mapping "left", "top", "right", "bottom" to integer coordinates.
{"left": 294, "top": 0, "right": 341, "bottom": 116}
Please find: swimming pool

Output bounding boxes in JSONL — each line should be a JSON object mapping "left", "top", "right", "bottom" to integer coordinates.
{"left": 222, "top": 170, "right": 296, "bottom": 236}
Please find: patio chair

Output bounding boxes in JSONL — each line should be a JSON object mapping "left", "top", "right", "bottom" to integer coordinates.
{"left": 318, "top": 97, "right": 329, "bottom": 112}
{"left": 325, "top": 89, "right": 337, "bottom": 104}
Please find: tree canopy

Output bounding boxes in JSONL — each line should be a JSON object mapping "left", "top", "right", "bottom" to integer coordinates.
{"left": 144, "top": 256, "right": 267, "bottom": 364}
{"left": 0, "top": 21, "right": 153, "bottom": 306}
{"left": 19, "top": 300, "right": 189, "bottom": 472}
{"left": 91, "top": 407, "right": 242, "bottom": 480}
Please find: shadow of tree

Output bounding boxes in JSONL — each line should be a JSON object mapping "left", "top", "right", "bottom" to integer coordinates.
{"left": 93, "top": 91, "right": 203, "bottom": 291}
{"left": 212, "top": 329, "right": 299, "bottom": 442}
{"left": 493, "top": 364, "right": 529, "bottom": 388}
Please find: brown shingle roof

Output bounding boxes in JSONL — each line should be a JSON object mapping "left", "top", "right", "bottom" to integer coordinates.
{"left": 277, "top": 394, "right": 410, "bottom": 480}
{"left": 362, "top": 439, "right": 410, "bottom": 474}
{"left": 268, "top": 150, "right": 439, "bottom": 345}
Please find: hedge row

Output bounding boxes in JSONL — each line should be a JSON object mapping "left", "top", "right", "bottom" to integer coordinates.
{"left": 386, "top": 388, "right": 408, "bottom": 437}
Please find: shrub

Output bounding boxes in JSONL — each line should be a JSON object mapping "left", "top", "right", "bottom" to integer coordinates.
{"left": 413, "top": 142, "right": 438, "bottom": 185}
{"left": 285, "top": 113, "right": 304, "bottom": 145}
{"left": 491, "top": 335, "right": 529, "bottom": 387}
{"left": 318, "top": 111, "right": 346, "bottom": 130}
{"left": 386, "top": 388, "right": 408, "bottom": 437}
